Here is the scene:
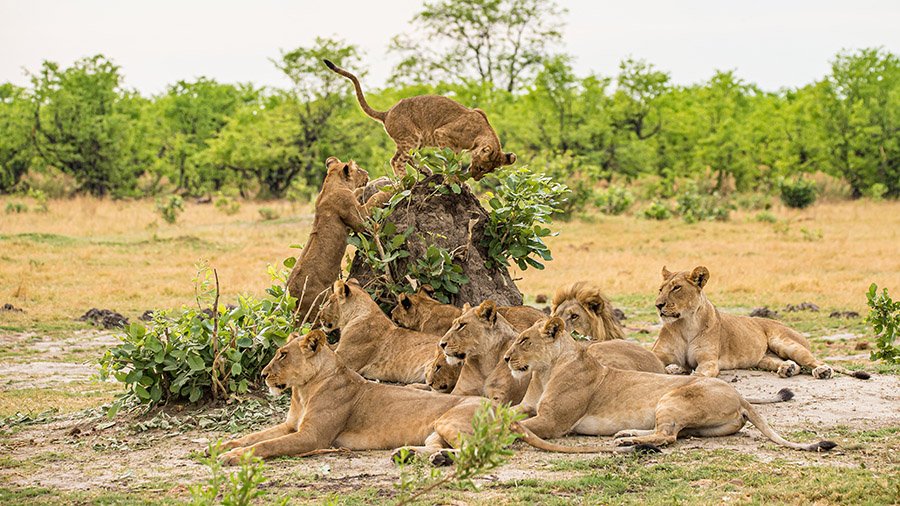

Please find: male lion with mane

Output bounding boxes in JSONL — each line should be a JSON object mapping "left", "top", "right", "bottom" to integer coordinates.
{"left": 652, "top": 266, "right": 869, "bottom": 380}
{"left": 551, "top": 282, "right": 626, "bottom": 341}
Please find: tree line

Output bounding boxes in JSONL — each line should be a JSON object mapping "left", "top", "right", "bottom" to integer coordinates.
{"left": 1, "top": 0, "right": 897, "bottom": 201}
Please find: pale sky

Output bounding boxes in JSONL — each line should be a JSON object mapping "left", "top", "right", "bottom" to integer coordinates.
{"left": 2, "top": 0, "right": 898, "bottom": 95}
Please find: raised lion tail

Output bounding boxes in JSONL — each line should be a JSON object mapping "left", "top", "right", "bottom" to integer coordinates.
{"left": 322, "top": 59, "right": 387, "bottom": 122}
{"left": 512, "top": 422, "right": 660, "bottom": 455}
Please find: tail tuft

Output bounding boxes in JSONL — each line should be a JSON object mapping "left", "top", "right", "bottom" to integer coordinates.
{"left": 631, "top": 444, "right": 662, "bottom": 454}
{"left": 852, "top": 371, "right": 871, "bottom": 380}
{"left": 776, "top": 388, "right": 795, "bottom": 402}
{"left": 323, "top": 59, "right": 337, "bottom": 71}
{"left": 814, "top": 440, "right": 837, "bottom": 452}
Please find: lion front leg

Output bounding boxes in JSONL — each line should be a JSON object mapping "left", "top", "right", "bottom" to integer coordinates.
{"left": 219, "top": 423, "right": 295, "bottom": 452}
{"left": 220, "top": 429, "right": 325, "bottom": 465}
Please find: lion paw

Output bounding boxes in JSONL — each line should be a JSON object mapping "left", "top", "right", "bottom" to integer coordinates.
{"left": 812, "top": 365, "right": 834, "bottom": 379}
{"left": 391, "top": 447, "right": 417, "bottom": 465}
{"left": 428, "top": 450, "right": 455, "bottom": 467}
{"left": 665, "top": 364, "right": 687, "bottom": 375}
{"left": 613, "top": 430, "right": 641, "bottom": 439}
{"left": 218, "top": 448, "right": 244, "bottom": 466}
{"left": 777, "top": 360, "right": 800, "bottom": 378}
{"left": 614, "top": 437, "right": 638, "bottom": 447}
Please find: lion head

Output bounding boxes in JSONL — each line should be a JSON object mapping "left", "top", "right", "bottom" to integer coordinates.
{"left": 470, "top": 145, "right": 517, "bottom": 181}
{"left": 425, "top": 347, "right": 461, "bottom": 393}
{"left": 438, "top": 300, "right": 499, "bottom": 365}
{"left": 503, "top": 317, "right": 567, "bottom": 379}
{"left": 655, "top": 266, "right": 709, "bottom": 323}
{"left": 551, "top": 282, "right": 625, "bottom": 341}
{"left": 261, "top": 330, "right": 332, "bottom": 396}
{"left": 325, "top": 156, "right": 369, "bottom": 190}
{"left": 319, "top": 279, "right": 368, "bottom": 332}
{"left": 391, "top": 285, "right": 441, "bottom": 329}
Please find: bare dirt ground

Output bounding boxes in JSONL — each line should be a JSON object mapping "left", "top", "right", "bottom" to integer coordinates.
{"left": 1, "top": 329, "right": 897, "bottom": 501}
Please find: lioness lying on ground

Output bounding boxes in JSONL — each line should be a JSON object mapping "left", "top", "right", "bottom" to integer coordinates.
{"left": 392, "top": 285, "right": 545, "bottom": 393}
{"left": 652, "top": 266, "right": 869, "bottom": 380}
{"left": 439, "top": 301, "right": 530, "bottom": 404}
{"left": 319, "top": 280, "right": 438, "bottom": 384}
{"left": 505, "top": 318, "right": 834, "bottom": 451}
{"left": 286, "top": 157, "right": 391, "bottom": 319}
{"left": 323, "top": 59, "right": 516, "bottom": 179}
{"left": 551, "top": 282, "right": 626, "bottom": 340}
{"left": 218, "top": 330, "right": 646, "bottom": 465}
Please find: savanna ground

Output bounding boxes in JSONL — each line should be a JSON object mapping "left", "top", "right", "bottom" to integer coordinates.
{"left": 0, "top": 196, "right": 899, "bottom": 505}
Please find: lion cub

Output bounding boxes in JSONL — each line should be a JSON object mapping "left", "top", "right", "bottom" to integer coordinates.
{"left": 652, "top": 266, "right": 869, "bottom": 380}
{"left": 286, "top": 157, "right": 391, "bottom": 319}
{"left": 324, "top": 59, "right": 516, "bottom": 179}
{"left": 504, "top": 318, "right": 836, "bottom": 452}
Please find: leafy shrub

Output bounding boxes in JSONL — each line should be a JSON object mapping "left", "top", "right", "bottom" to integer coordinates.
{"left": 99, "top": 263, "right": 298, "bottom": 411}
{"left": 594, "top": 186, "right": 635, "bottom": 215}
{"left": 27, "top": 188, "right": 49, "bottom": 213}
{"left": 866, "top": 283, "right": 900, "bottom": 364}
{"left": 394, "top": 401, "right": 523, "bottom": 505}
{"left": 258, "top": 207, "right": 279, "bottom": 221}
{"left": 779, "top": 178, "right": 817, "bottom": 209}
{"left": 190, "top": 441, "right": 271, "bottom": 506}
{"left": 408, "top": 244, "right": 469, "bottom": 303}
{"left": 641, "top": 200, "right": 672, "bottom": 220}
{"left": 156, "top": 195, "right": 185, "bottom": 224}
{"left": 866, "top": 183, "right": 888, "bottom": 201}
{"left": 735, "top": 192, "right": 773, "bottom": 211}
{"left": 4, "top": 201, "right": 27, "bottom": 214}
{"left": 675, "top": 184, "right": 732, "bottom": 223}
{"left": 215, "top": 193, "right": 241, "bottom": 215}
{"left": 482, "top": 168, "right": 568, "bottom": 270}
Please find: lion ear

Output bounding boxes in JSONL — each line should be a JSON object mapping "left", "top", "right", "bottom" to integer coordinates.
{"left": 325, "top": 156, "right": 340, "bottom": 168}
{"left": 690, "top": 266, "right": 710, "bottom": 289}
{"left": 399, "top": 294, "right": 412, "bottom": 310}
{"left": 303, "top": 330, "right": 325, "bottom": 353}
{"left": 476, "top": 300, "right": 497, "bottom": 324}
{"left": 584, "top": 295, "right": 604, "bottom": 315}
{"left": 480, "top": 145, "right": 493, "bottom": 155}
{"left": 418, "top": 284, "right": 435, "bottom": 296}
{"left": 542, "top": 317, "right": 565, "bottom": 340}
{"left": 462, "top": 302, "right": 472, "bottom": 312}
{"left": 334, "top": 280, "right": 350, "bottom": 298}
{"left": 661, "top": 266, "right": 675, "bottom": 280}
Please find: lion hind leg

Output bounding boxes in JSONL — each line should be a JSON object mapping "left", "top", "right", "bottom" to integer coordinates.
{"left": 614, "top": 422, "right": 680, "bottom": 447}
{"left": 756, "top": 353, "right": 800, "bottom": 378}
{"left": 766, "top": 334, "right": 839, "bottom": 379}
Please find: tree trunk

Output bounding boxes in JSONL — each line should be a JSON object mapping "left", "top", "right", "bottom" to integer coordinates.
{"left": 350, "top": 175, "right": 523, "bottom": 307}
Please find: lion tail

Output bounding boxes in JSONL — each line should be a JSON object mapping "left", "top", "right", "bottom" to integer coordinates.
{"left": 745, "top": 388, "right": 794, "bottom": 405}
{"left": 322, "top": 59, "right": 387, "bottom": 122}
{"left": 739, "top": 398, "right": 836, "bottom": 452}
{"left": 512, "top": 422, "right": 660, "bottom": 455}
{"left": 830, "top": 365, "right": 871, "bottom": 380}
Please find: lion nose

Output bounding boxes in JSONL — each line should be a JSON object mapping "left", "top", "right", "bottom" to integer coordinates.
{"left": 504, "top": 355, "right": 511, "bottom": 363}
{"left": 439, "top": 341, "right": 447, "bottom": 349}
{"left": 655, "top": 302, "right": 665, "bottom": 310}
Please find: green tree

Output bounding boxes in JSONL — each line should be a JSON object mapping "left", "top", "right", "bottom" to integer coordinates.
{"left": 390, "top": 0, "right": 566, "bottom": 92}
{"left": 820, "top": 48, "right": 900, "bottom": 197}
{"left": 30, "top": 55, "right": 140, "bottom": 196}
{"left": 0, "top": 83, "right": 34, "bottom": 192}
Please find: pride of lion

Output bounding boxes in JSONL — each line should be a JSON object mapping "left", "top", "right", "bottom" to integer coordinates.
{"left": 216, "top": 60, "right": 871, "bottom": 466}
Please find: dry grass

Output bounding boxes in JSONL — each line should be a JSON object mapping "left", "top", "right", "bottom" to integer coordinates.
{"left": 1, "top": 196, "right": 898, "bottom": 328}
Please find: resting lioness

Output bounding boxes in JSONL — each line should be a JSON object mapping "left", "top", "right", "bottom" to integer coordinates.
{"left": 392, "top": 285, "right": 545, "bottom": 393}
{"left": 504, "top": 318, "right": 836, "bottom": 451}
{"left": 439, "top": 301, "right": 530, "bottom": 404}
{"left": 319, "top": 280, "right": 438, "bottom": 384}
{"left": 323, "top": 59, "right": 516, "bottom": 179}
{"left": 219, "top": 330, "right": 649, "bottom": 465}
{"left": 286, "top": 157, "right": 392, "bottom": 319}
{"left": 551, "top": 282, "right": 626, "bottom": 340}
{"left": 652, "top": 266, "right": 869, "bottom": 380}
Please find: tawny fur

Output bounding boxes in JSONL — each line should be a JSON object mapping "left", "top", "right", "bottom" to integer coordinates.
{"left": 319, "top": 280, "right": 439, "bottom": 384}
{"left": 286, "top": 157, "right": 391, "bottom": 319}
{"left": 652, "top": 266, "right": 869, "bottom": 380}
{"left": 503, "top": 318, "right": 837, "bottom": 452}
{"left": 551, "top": 282, "right": 626, "bottom": 341}
{"left": 323, "top": 59, "right": 516, "bottom": 179}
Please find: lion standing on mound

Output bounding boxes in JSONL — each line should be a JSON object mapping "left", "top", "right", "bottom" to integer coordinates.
{"left": 652, "top": 266, "right": 870, "bottom": 380}
{"left": 286, "top": 157, "right": 391, "bottom": 320}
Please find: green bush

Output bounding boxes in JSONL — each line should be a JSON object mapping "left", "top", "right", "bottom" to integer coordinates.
{"left": 190, "top": 441, "right": 271, "bottom": 506}
{"left": 99, "top": 264, "right": 298, "bottom": 411}
{"left": 675, "top": 186, "right": 731, "bottom": 223}
{"left": 594, "top": 186, "right": 635, "bottom": 215}
{"left": 779, "top": 179, "right": 817, "bottom": 209}
{"left": 258, "top": 207, "right": 279, "bottom": 221}
{"left": 4, "top": 201, "right": 27, "bottom": 214}
{"left": 482, "top": 167, "right": 568, "bottom": 270}
{"left": 641, "top": 200, "right": 672, "bottom": 220}
{"left": 866, "top": 283, "right": 900, "bottom": 364}
{"left": 214, "top": 193, "right": 241, "bottom": 215}
{"left": 754, "top": 211, "right": 778, "bottom": 223}
{"left": 408, "top": 244, "right": 469, "bottom": 304}
{"left": 156, "top": 195, "right": 185, "bottom": 224}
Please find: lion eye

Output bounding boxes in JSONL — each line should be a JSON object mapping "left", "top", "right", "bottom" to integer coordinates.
{"left": 457, "top": 323, "right": 467, "bottom": 331}
{"left": 434, "top": 365, "right": 441, "bottom": 371}
{"left": 672, "top": 285, "right": 681, "bottom": 292}
{"left": 570, "top": 314, "right": 579, "bottom": 320}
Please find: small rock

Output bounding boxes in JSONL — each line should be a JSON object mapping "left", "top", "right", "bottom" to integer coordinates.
{"left": 750, "top": 307, "right": 778, "bottom": 318}
{"left": 785, "top": 302, "right": 820, "bottom": 312}
{"left": 1, "top": 303, "right": 24, "bottom": 313}
{"left": 829, "top": 310, "right": 860, "bottom": 319}
{"left": 534, "top": 294, "right": 548, "bottom": 304}
{"left": 195, "top": 195, "right": 212, "bottom": 204}
{"left": 854, "top": 341, "right": 870, "bottom": 351}
{"left": 613, "top": 308, "right": 627, "bottom": 321}
{"left": 78, "top": 308, "right": 129, "bottom": 329}
{"left": 541, "top": 306, "right": 551, "bottom": 315}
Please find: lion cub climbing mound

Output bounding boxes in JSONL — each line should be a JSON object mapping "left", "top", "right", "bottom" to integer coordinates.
{"left": 324, "top": 59, "right": 516, "bottom": 179}
{"left": 652, "top": 266, "right": 870, "bottom": 380}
